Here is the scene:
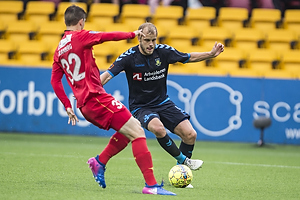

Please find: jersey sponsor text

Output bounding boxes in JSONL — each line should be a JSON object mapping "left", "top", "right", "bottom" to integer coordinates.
{"left": 144, "top": 74, "right": 165, "bottom": 81}
{"left": 144, "top": 68, "right": 165, "bottom": 81}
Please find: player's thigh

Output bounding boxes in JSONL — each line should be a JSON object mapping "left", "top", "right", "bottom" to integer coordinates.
{"left": 118, "top": 116, "right": 145, "bottom": 141}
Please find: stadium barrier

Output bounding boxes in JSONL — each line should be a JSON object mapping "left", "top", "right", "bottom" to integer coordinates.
{"left": 0, "top": 66, "right": 299, "bottom": 145}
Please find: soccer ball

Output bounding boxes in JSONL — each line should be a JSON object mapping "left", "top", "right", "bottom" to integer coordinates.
{"left": 168, "top": 164, "right": 193, "bottom": 188}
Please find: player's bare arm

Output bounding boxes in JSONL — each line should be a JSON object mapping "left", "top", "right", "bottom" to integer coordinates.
{"left": 66, "top": 107, "right": 79, "bottom": 126}
{"left": 100, "top": 71, "right": 113, "bottom": 86}
{"left": 188, "top": 42, "right": 224, "bottom": 62}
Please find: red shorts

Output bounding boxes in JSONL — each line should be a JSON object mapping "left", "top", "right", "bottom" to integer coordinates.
{"left": 80, "top": 93, "right": 131, "bottom": 131}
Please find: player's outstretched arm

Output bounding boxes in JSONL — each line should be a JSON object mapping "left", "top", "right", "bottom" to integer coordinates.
{"left": 66, "top": 107, "right": 79, "bottom": 126}
{"left": 188, "top": 42, "right": 224, "bottom": 62}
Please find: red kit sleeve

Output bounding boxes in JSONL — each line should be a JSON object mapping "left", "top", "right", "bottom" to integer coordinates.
{"left": 99, "top": 31, "right": 135, "bottom": 42}
{"left": 51, "top": 61, "right": 72, "bottom": 110}
{"left": 79, "top": 30, "right": 135, "bottom": 48}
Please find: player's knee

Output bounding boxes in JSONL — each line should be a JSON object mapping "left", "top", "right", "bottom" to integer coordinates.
{"left": 129, "top": 126, "right": 145, "bottom": 140}
{"left": 184, "top": 128, "right": 197, "bottom": 142}
{"left": 149, "top": 124, "right": 166, "bottom": 138}
{"left": 132, "top": 119, "right": 145, "bottom": 135}
{"left": 134, "top": 118, "right": 142, "bottom": 127}
{"left": 136, "top": 125, "right": 145, "bottom": 136}
{"left": 120, "top": 117, "right": 145, "bottom": 140}
{"left": 190, "top": 129, "right": 197, "bottom": 141}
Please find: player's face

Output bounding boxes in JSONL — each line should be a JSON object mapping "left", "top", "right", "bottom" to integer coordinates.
{"left": 138, "top": 32, "right": 157, "bottom": 56}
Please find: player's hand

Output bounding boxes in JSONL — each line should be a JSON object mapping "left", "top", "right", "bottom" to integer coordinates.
{"left": 133, "top": 29, "right": 145, "bottom": 38}
{"left": 210, "top": 42, "right": 224, "bottom": 57}
{"left": 66, "top": 107, "right": 79, "bottom": 126}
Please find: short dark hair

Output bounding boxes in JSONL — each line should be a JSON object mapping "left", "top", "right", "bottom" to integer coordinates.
{"left": 138, "top": 22, "right": 158, "bottom": 36}
{"left": 64, "top": 5, "right": 87, "bottom": 26}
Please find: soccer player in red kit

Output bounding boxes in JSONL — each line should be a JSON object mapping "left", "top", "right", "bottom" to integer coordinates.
{"left": 50, "top": 5, "right": 175, "bottom": 196}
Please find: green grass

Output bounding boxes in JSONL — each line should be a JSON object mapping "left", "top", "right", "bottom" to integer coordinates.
{"left": 0, "top": 132, "right": 299, "bottom": 200}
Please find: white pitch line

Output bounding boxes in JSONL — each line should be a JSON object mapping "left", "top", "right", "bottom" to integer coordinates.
{"left": 2, "top": 152, "right": 300, "bottom": 169}
{"left": 1, "top": 152, "right": 82, "bottom": 159}
{"left": 209, "top": 161, "right": 300, "bottom": 169}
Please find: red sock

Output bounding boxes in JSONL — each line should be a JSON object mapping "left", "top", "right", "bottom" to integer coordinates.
{"left": 98, "top": 132, "right": 130, "bottom": 165}
{"left": 132, "top": 137, "right": 157, "bottom": 186}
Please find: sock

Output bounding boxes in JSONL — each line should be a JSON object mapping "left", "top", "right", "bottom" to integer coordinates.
{"left": 157, "top": 134, "right": 186, "bottom": 164}
{"left": 98, "top": 132, "right": 130, "bottom": 165}
{"left": 175, "top": 152, "right": 187, "bottom": 164}
{"left": 132, "top": 137, "right": 157, "bottom": 186}
{"left": 179, "top": 141, "right": 194, "bottom": 159}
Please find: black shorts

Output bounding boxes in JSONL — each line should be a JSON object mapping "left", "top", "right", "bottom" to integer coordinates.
{"left": 132, "top": 100, "right": 190, "bottom": 133}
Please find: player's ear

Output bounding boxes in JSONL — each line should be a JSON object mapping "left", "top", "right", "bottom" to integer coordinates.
{"left": 79, "top": 18, "right": 85, "bottom": 27}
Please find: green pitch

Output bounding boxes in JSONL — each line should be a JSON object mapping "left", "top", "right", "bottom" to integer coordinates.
{"left": 0, "top": 132, "right": 299, "bottom": 200}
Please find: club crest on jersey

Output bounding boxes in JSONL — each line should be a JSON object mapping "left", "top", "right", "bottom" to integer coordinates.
{"left": 155, "top": 58, "right": 161, "bottom": 67}
{"left": 133, "top": 73, "right": 142, "bottom": 81}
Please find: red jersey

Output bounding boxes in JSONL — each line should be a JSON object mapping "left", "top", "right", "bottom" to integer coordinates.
{"left": 51, "top": 30, "right": 135, "bottom": 109}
